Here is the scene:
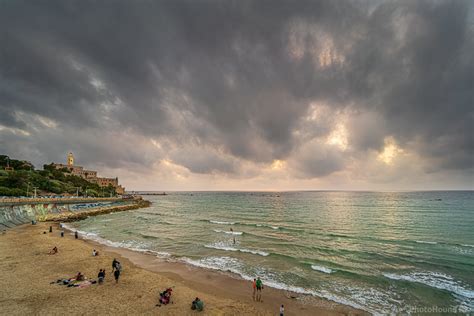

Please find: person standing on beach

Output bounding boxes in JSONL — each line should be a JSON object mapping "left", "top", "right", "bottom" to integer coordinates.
{"left": 256, "top": 277, "right": 263, "bottom": 302}
{"left": 280, "top": 304, "right": 284, "bottom": 316}
{"left": 252, "top": 278, "right": 257, "bottom": 300}
{"left": 114, "top": 268, "right": 120, "bottom": 283}
{"left": 230, "top": 228, "right": 236, "bottom": 244}
{"left": 74, "top": 231, "right": 78, "bottom": 239}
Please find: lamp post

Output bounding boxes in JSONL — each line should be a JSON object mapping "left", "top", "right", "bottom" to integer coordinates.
{"left": 32, "top": 186, "right": 38, "bottom": 198}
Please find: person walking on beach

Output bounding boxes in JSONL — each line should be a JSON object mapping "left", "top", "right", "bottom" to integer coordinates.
{"left": 112, "top": 258, "right": 120, "bottom": 271}
{"left": 256, "top": 277, "right": 264, "bottom": 302}
{"left": 280, "top": 304, "right": 284, "bottom": 316}
{"left": 112, "top": 259, "right": 122, "bottom": 283}
{"left": 74, "top": 231, "right": 78, "bottom": 239}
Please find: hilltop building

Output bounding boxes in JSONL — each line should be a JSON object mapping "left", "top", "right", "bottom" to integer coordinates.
{"left": 51, "top": 152, "right": 125, "bottom": 195}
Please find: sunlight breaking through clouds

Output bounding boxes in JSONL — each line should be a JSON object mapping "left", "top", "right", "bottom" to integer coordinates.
{"left": 0, "top": 0, "right": 472, "bottom": 190}
{"left": 378, "top": 137, "right": 405, "bottom": 165}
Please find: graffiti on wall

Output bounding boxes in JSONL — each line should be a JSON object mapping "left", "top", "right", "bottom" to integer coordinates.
{"left": 0, "top": 202, "right": 113, "bottom": 227}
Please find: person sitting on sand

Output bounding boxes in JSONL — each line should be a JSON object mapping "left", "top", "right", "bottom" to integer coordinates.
{"left": 157, "top": 288, "right": 172, "bottom": 306}
{"left": 92, "top": 249, "right": 99, "bottom": 256}
{"left": 98, "top": 269, "right": 105, "bottom": 284}
{"left": 75, "top": 272, "right": 85, "bottom": 281}
{"left": 191, "top": 297, "right": 204, "bottom": 311}
{"left": 49, "top": 246, "right": 58, "bottom": 255}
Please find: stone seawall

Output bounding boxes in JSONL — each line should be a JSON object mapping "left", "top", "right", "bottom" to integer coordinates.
{"left": 45, "top": 200, "right": 151, "bottom": 222}
{"left": 0, "top": 199, "right": 151, "bottom": 231}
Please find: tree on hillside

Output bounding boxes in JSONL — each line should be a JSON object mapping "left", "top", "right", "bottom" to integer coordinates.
{"left": 0, "top": 155, "right": 34, "bottom": 171}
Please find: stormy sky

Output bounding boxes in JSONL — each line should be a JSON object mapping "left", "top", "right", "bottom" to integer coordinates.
{"left": 1, "top": 0, "right": 473, "bottom": 190}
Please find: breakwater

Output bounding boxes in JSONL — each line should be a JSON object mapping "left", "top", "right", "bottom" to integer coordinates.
{"left": 0, "top": 197, "right": 150, "bottom": 231}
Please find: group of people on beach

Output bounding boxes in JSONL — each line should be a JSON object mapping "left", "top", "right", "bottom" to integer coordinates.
{"left": 47, "top": 225, "right": 123, "bottom": 286}
{"left": 45, "top": 223, "right": 287, "bottom": 314}
{"left": 112, "top": 258, "right": 122, "bottom": 283}
{"left": 95, "top": 257, "right": 121, "bottom": 285}
{"left": 251, "top": 277, "right": 284, "bottom": 315}
{"left": 252, "top": 277, "right": 264, "bottom": 302}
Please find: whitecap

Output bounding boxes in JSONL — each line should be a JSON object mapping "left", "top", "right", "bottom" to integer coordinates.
{"left": 383, "top": 271, "right": 474, "bottom": 300}
{"left": 311, "top": 264, "right": 334, "bottom": 274}
{"left": 181, "top": 256, "right": 244, "bottom": 274}
{"left": 62, "top": 224, "right": 171, "bottom": 258}
{"left": 204, "top": 242, "right": 269, "bottom": 256}
{"left": 213, "top": 229, "right": 243, "bottom": 235}
{"left": 209, "top": 220, "right": 236, "bottom": 225}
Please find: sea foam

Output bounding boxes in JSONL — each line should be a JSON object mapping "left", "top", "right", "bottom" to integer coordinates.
{"left": 204, "top": 242, "right": 269, "bottom": 256}
{"left": 311, "top": 264, "right": 334, "bottom": 274}
{"left": 209, "top": 220, "right": 236, "bottom": 225}
{"left": 383, "top": 271, "right": 474, "bottom": 300}
{"left": 180, "top": 256, "right": 380, "bottom": 314}
{"left": 62, "top": 224, "right": 171, "bottom": 258}
{"left": 213, "top": 229, "right": 243, "bottom": 235}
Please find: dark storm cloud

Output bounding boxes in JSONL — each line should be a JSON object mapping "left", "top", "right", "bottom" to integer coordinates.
{"left": 0, "top": 0, "right": 472, "bottom": 180}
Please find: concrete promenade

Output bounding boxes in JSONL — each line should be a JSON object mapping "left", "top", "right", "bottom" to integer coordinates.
{"left": 0, "top": 196, "right": 123, "bottom": 206}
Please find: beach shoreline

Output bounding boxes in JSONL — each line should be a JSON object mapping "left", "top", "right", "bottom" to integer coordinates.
{"left": 0, "top": 222, "right": 367, "bottom": 315}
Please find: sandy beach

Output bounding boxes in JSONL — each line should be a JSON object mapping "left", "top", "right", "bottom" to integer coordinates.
{"left": 0, "top": 222, "right": 366, "bottom": 315}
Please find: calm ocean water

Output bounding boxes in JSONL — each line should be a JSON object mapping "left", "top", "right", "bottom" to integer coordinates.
{"left": 68, "top": 191, "right": 474, "bottom": 314}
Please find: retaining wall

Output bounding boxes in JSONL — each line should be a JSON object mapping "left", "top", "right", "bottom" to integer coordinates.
{"left": 0, "top": 200, "right": 123, "bottom": 231}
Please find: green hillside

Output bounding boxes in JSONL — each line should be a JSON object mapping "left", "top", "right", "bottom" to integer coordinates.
{"left": 0, "top": 155, "right": 116, "bottom": 197}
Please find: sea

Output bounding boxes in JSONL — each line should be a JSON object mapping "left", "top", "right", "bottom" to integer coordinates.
{"left": 66, "top": 191, "right": 474, "bottom": 314}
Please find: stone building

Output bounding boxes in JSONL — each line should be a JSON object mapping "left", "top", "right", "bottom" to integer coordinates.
{"left": 51, "top": 153, "right": 125, "bottom": 195}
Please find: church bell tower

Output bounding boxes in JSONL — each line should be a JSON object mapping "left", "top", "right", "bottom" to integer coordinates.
{"left": 67, "top": 152, "right": 74, "bottom": 166}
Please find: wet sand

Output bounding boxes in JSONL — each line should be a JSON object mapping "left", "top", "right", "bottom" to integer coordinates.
{"left": 0, "top": 222, "right": 367, "bottom": 315}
